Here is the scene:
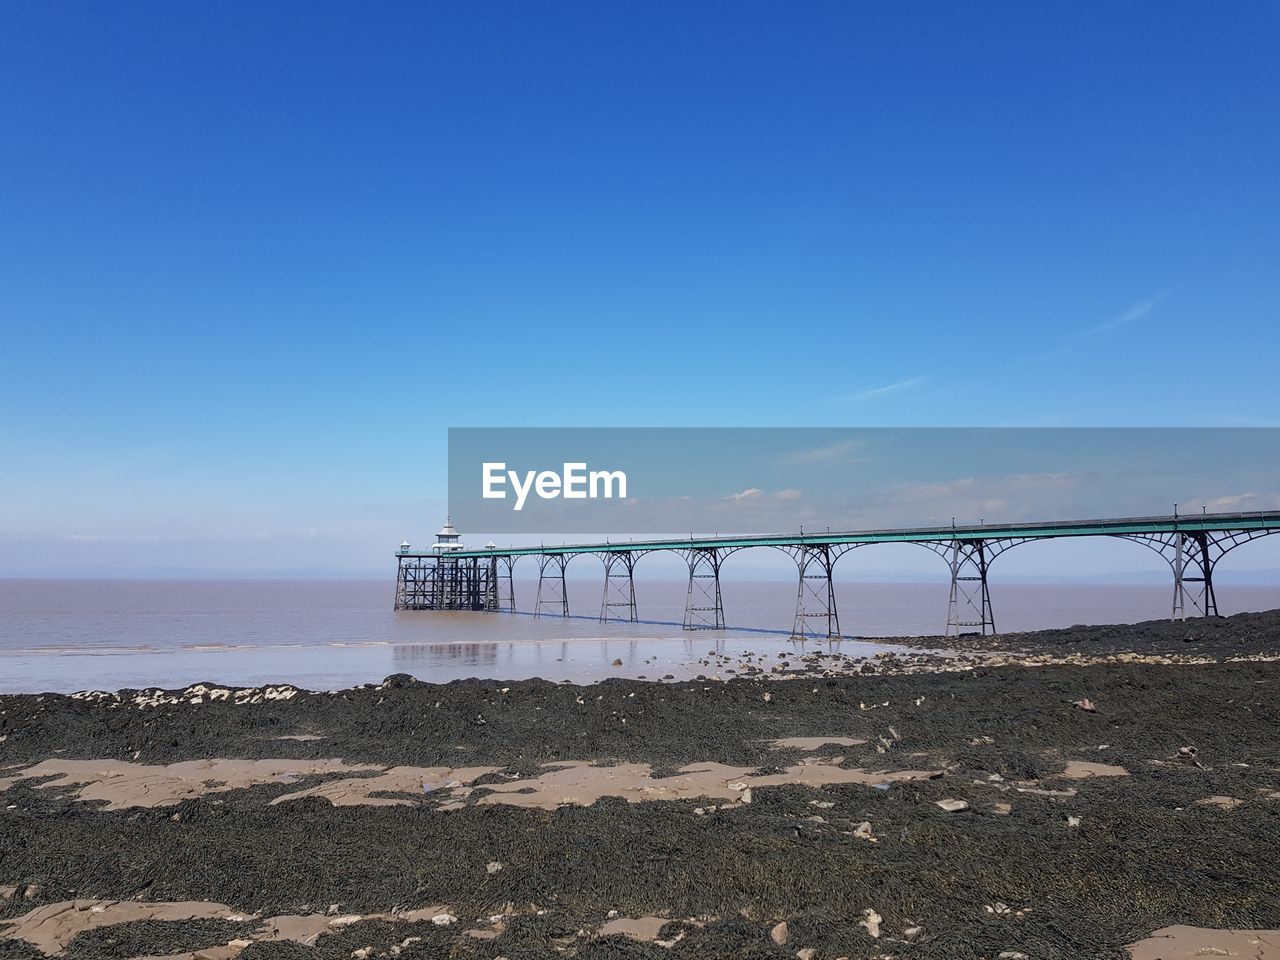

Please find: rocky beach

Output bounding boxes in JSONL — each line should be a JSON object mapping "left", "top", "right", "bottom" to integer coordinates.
{"left": 2, "top": 612, "right": 1279, "bottom": 959}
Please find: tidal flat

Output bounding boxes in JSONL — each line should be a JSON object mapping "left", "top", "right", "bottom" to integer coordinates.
{"left": 2, "top": 613, "right": 1280, "bottom": 959}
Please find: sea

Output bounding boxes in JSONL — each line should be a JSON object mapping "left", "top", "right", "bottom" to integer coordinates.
{"left": 1, "top": 578, "right": 1277, "bottom": 693}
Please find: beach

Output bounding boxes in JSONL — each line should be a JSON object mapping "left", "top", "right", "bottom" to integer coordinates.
{"left": 2, "top": 613, "right": 1279, "bottom": 959}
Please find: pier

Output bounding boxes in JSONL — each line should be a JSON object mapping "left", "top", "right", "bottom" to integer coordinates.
{"left": 393, "top": 512, "right": 1280, "bottom": 637}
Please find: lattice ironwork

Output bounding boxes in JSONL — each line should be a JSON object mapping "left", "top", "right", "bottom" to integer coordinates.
{"left": 918, "top": 538, "right": 1040, "bottom": 636}
{"left": 393, "top": 555, "right": 498, "bottom": 611}
{"left": 1118, "top": 528, "right": 1279, "bottom": 620}
{"left": 534, "top": 553, "right": 570, "bottom": 617}
{"left": 775, "top": 543, "right": 864, "bottom": 639}
{"left": 496, "top": 555, "right": 518, "bottom": 613}
{"left": 680, "top": 547, "right": 741, "bottom": 630}
{"left": 599, "top": 550, "right": 644, "bottom": 622}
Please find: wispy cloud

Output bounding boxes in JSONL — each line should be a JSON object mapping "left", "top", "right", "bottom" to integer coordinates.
{"left": 1087, "top": 291, "right": 1173, "bottom": 336}
{"left": 844, "top": 376, "right": 925, "bottom": 402}
{"left": 777, "top": 438, "right": 864, "bottom": 466}
{"left": 727, "top": 488, "right": 763, "bottom": 502}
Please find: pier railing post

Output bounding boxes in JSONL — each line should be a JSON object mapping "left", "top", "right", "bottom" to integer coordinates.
{"left": 535, "top": 554, "right": 570, "bottom": 617}
{"left": 600, "top": 551, "right": 639, "bottom": 622}
{"left": 683, "top": 547, "right": 725, "bottom": 630}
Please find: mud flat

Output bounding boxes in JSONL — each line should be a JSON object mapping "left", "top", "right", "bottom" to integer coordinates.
{"left": 2, "top": 612, "right": 1280, "bottom": 959}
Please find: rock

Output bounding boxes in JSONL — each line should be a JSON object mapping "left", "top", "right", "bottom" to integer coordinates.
{"left": 432, "top": 913, "right": 458, "bottom": 926}
{"left": 935, "top": 798, "right": 969, "bottom": 813}
{"left": 486, "top": 861, "right": 503, "bottom": 874}
{"left": 796, "top": 949, "right": 817, "bottom": 960}
{"left": 991, "top": 802, "right": 1012, "bottom": 815}
{"left": 327, "top": 903, "right": 340, "bottom": 915}
{"left": 1066, "top": 815, "right": 1082, "bottom": 827}
{"left": 771, "top": 921, "right": 789, "bottom": 945}
{"left": 1073, "top": 698, "right": 1097, "bottom": 712}
{"left": 903, "top": 925, "right": 923, "bottom": 941}
{"left": 859, "top": 908, "right": 882, "bottom": 938}
{"left": 998, "top": 953, "right": 1029, "bottom": 959}
{"left": 612, "top": 659, "right": 623, "bottom": 666}
{"left": 853, "top": 821, "right": 876, "bottom": 842}
{"left": 1195, "top": 795, "right": 1243, "bottom": 810}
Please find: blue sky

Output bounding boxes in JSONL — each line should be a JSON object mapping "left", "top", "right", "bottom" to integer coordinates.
{"left": 1, "top": 2, "right": 1278, "bottom": 576}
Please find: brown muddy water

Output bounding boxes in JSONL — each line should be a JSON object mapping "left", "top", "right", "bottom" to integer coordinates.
{"left": 2, "top": 578, "right": 1279, "bottom": 693}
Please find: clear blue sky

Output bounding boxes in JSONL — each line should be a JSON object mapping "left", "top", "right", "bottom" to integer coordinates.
{"left": 1, "top": 2, "right": 1277, "bottom": 576}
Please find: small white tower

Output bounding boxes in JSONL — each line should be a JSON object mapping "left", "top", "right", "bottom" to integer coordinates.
{"left": 431, "top": 517, "right": 465, "bottom": 552}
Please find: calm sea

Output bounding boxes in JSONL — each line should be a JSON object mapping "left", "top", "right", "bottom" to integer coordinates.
{"left": 1, "top": 578, "right": 1277, "bottom": 693}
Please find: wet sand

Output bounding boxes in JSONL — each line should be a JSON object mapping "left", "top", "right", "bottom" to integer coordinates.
{"left": 2, "top": 610, "right": 1280, "bottom": 958}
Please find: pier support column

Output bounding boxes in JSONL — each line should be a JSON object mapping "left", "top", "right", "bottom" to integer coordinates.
{"left": 1115, "top": 527, "right": 1274, "bottom": 621}
{"left": 946, "top": 540, "right": 994, "bottom": 636}
{"left": 496, "top": 555, "right": 518, "bottom": 612}
{"left": 394, "top": 556, "right": 429, "bottom": 610}
{"left": 535, "top": 554, "right": 570, "bottom": 617}
{"left": 683, "top": 547, "right": 725, "bottom": 630}
{"left": 790, "top": 545, "right": 841, "bottom": 640}
{"left": 1171, "top": 532, "right": 1218, "bottom": 620}
{"left": 479, "top": 557, "right": 499, "bottom": 611}
{"left": 600, "top": 551, "right": 639, "bottom": 622}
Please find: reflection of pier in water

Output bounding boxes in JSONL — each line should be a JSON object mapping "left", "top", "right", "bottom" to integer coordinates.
{"left": 386, "top": 635, "right": 869, "bottom": 681}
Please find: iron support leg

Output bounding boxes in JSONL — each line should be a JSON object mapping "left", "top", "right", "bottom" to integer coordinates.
{"left": 946, "top": 540, "right": 995, "bottom": 636}
{"left": 684, "top": 548, "right": 725, "bottom": 630}
{"left": 496, "top": 556, "right": 517, "bottom": 612}
{"left": 600, "top": 552, "right": 639, "bottom": 622}
{"left": 535, "top": 554, "right": 570, "bottom": 617}
{"left": 1172, "top": 532, "right": 1219, "bottom": 620}
{"left": 792, "top": 545, "right": 840, "bottom": 639}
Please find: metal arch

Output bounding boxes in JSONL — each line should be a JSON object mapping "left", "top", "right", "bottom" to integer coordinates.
{"left": 593, "top": 548, "right": 656, "bottom": 623}
{"left": 772, "top": 542, "right": 867, "bottom": 640}
{"left": 676, "top": 545, "right": 748, "bottom": 630}
{"left": 915, "top": 537, "right": 1043, "bottom": 636}
{"left": 534, "top": 551, "right": 586, "bottom": 618}
{"left": 1118, "top": 527, "right": 1280, "bottom": 620}
{"left": 535, "top": 549, "right": 601, "bottom": 617}
{"left": 493, "top": 554, "right": 520, "bottom": 613}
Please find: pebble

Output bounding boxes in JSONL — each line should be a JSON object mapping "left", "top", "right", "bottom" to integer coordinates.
{"left": 859, "top": 908, "right": 882, "bottom": 938}
{"left": 935, "top": 798, "right": 970, "bottom": 813}
{"left": 431, "top": 913, "right": 458, "bottom": 926}
{"left": 486, "top": 861, "right": 503, "bottom": 874}
{"left": 771, "top": 921, "right": 789, "bottom": 945}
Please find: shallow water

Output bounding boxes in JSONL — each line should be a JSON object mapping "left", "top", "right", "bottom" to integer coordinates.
{"left": 1, "top": 578, "right": 1277, "bottom": 693}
